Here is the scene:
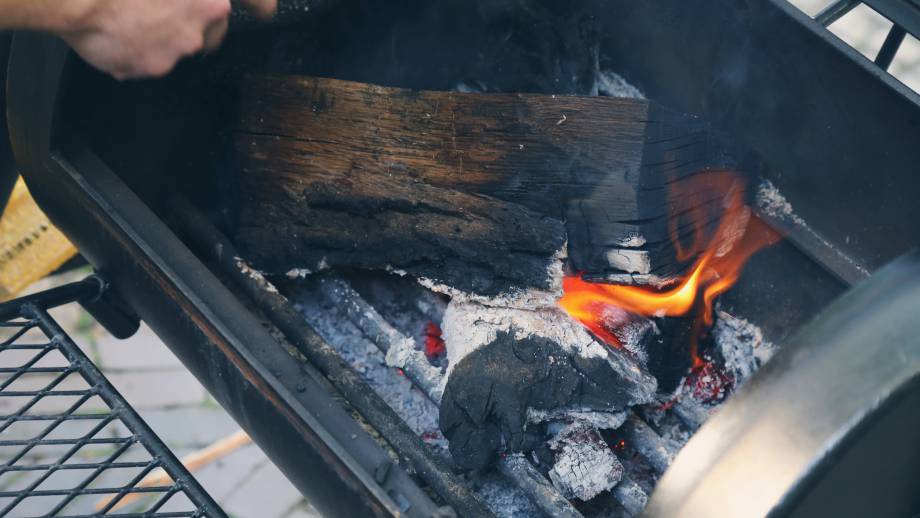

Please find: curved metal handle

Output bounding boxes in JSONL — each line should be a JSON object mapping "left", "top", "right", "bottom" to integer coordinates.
{"left": 646, "top": 250, "right": 920, "bottom": 517}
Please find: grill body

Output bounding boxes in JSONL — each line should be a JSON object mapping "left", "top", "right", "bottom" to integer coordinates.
{"left": 4, "top": 1, "right": 920, "bottom": 517}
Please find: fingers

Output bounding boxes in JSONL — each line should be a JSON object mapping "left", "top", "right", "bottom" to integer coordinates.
{"left": 203, "top": 17, "right": 229, "bottom": 53}
{"left": 60, "top": 0, "right": 253, "bottom": 81}
{"left": 200, "top": 0, "right": 233, "bottom": 21}
{"left": 240, "top": 0, "right": 278, "bottom": 19}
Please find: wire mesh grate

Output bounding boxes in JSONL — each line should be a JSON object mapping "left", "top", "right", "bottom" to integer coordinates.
{"left": 0, "top": 301, "right": 224, "bottom": 517}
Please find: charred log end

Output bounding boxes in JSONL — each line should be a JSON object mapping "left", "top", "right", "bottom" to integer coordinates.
{"left": 439, "top": 330, "right": 652, "bottom": 471}
{"left": 566, "top": 103, "right": 746, "bottom": 282}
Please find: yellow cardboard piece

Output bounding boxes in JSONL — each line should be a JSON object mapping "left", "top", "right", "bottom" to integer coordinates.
{"left": 0, "top": 178, "right": 78, "bottom": 300}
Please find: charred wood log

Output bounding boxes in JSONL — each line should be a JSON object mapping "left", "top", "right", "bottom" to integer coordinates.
{"left": 312, "top": 274, "right": 586, "bottom": 518}
{"left": 437, "top": 300, "right": 657, "bottom": 471}
{"left": 238, "top": 170, "right": 566, "bottom": 297}
{"left": 439, "top": 328, "right": 655, "bottom": 471}
{"left": 545, "top": 421, "right": 624, "bottom": 501}
{"left": 311, "top": 272, "right": 655, "bottom": 511}
{"left": 233, "top": 75, "right": 737, "bottom": 295}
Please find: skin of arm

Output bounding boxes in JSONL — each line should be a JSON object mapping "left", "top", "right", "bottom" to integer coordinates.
{"left": 0, "top": 0, "right": 276, "bottom": 79}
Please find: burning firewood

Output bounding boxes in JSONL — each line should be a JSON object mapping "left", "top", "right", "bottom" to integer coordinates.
{"left": 228, "top": 68, "right": 783, "bottom": 516}
{"left": 546, "top": 421, "right": 624, "bottom": 501}
{"left": 437, "top": 298, "right": 656, "bottom": 470}
{"left": 233, "top": 74, "right": 737, "bottom": 296}
{"left": 309, "top": 271, "right": 655, "bottom": 510}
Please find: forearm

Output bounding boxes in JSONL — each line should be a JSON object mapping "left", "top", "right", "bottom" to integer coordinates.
{"left": 0, "top": 0, "right": 97, "bottom": 32}
{"left": 0, "top": 0, "right": 274, "bottom": 79}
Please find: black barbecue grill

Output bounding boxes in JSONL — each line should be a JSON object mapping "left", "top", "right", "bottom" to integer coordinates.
{"left": 2, "top": 0, "right": 919, "bottom": 517}
{"left": 0, "top": 278, "right": 223, "bottom": 517}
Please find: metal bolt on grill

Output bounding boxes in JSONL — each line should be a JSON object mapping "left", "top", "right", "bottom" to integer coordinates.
{"left": 0, "top": 278, "right": 225, "bottom": 517}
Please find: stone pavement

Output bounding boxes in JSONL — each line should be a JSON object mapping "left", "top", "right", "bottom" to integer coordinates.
{"left": 16, "top": 270, "right": 320, "bottom": 518}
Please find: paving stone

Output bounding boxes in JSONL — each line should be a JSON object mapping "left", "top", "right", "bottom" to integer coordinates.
{"left": 193, "top": 443, "right": 268, "bottom": 503}
{"left": 104, "top": 369, "right": 207, "bottom": 410}
{"left": 137, "top": 407, "right": 241, "bottom": 448}
{"left": 284, "top": 500, "right": 323, "bottom": 518}
{"left": 220, "top": 454, "right": 307, "bottom": 518}
{"left": 94, "top": 324, "right": 184, "bottom": 371}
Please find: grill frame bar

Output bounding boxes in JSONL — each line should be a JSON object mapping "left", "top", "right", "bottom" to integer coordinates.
{"left": 0, "top": 282, "right": 225, "bottom": 518}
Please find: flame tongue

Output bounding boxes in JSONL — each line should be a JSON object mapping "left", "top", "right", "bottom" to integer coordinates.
{"left": 559, "top": 171, "right": 780, "bottom": 355}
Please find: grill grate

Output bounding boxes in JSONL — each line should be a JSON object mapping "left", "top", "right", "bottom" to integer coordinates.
{"left": 0, "top": 290, "right": 224, "bottom": 517}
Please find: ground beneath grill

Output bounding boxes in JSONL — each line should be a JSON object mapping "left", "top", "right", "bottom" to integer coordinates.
{"left": 19, "top": 270, "right": 318, "bottom": 518}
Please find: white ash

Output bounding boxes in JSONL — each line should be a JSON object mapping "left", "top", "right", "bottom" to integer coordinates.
{"left": 615, "top": 321, "right": 655, "bottom": 366}
{"left": 440, "top": 300, "right": 613, "bottom": 386}
{"left": 756, "top": 180, "right": 804, "bottom": 225}
{"left": 614, "top": 233, "right": 647, "bottom": 248}
{"left": 599, "top": 307, "right": 658, "bottom": 366}
{"left": 345, "top": 271, "right": 448, "bottom": 337}
{"left": 474, "top": 471, "right": 542, "bottom": 518}
{"left": 592, "top": 272, "right": 676, "bottom": 289}
{"left": 595, "top": 70, "right": 645, "bottom": 100}
{"left": 312, "top": 275, "right": 447, "bottom": 406}
{"left": 605, "top": 249, "right": 652, "bottom": 275}
{"left": 670, "top": 387, "right": 716, "bottom": 431}
{"left": 384, "top": 336, "right": 445, "bottom": 404}
{"left": 322, "top": 276, "right": 445, "bottom": 399}
{"left": 284, "top": 259, "right": 330, "bottom": 280}
{"left": 658, "top": 423, "right": 693, "bottom": 458}
{"left": 291, "top": 283, "right": 446, "bottom": 449}
{"left": 528, "top": 408, "right": 627, "bottom": 430}
{"left": 288, "top": 275, "right": 546, "bottom": 513}
{"left": 638, "top": 406, "right": 695, "bottom": 460}
{"left": 417, "top": 244, "right": 567, "bottom": 310}
{"left": 417, "top": 277, "right": 561, "bottom": 311}
{"left": 286, "top": 268, "right": 313, "bottom": 279}
{"left": 756, "top": 180, "right": 870, "bottom": 279}
{"left": 384, "top": 265, "right": 409, "bottom": 277}
{"left": 612, "top": 478, "right": 649, "bottom": 516}
{"left": 547, "top": 421, "right": 624, "bottom": 501}
{"left": 413, "top": 294, "right": 447, "bottom": 324}
{"left": 714, "top": 310, "right": 776, "bottom": 386}
{"left": 236, "top": 257, "right": 281, "bottom": 295}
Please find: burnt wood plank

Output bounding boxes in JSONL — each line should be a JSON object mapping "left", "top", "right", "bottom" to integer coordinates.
{"left": 234, "top": 75, "right": 736, "bottom": 293}
{"left": 236, "top": 169, "right": 567, "bottom": 296}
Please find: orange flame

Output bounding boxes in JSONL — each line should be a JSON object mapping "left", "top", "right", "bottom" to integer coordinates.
{"left": 559, "top": 170, "right": 781, "bottom": 362}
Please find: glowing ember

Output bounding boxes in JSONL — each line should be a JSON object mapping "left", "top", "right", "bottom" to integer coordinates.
{"left": 423, "top": 321, "right": 446, "bottom": 359}
{"left": 559, "top": 170, "right": 781, "bottom": 362}
{"left": 685, "top": 357, "right": 735, "bottom": 403}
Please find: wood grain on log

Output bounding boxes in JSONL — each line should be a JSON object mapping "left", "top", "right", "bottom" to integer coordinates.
{"left": 234, "top": 75, "right": 736, "bottom": 294}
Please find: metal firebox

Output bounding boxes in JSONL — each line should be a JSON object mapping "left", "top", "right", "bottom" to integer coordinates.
{"left": 3, "top": 1, "right": 920, "bottom": 516}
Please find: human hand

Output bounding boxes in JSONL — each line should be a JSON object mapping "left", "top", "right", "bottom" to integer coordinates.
{"left": 57, "top": 0, "right": 277, "bottom": 80}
